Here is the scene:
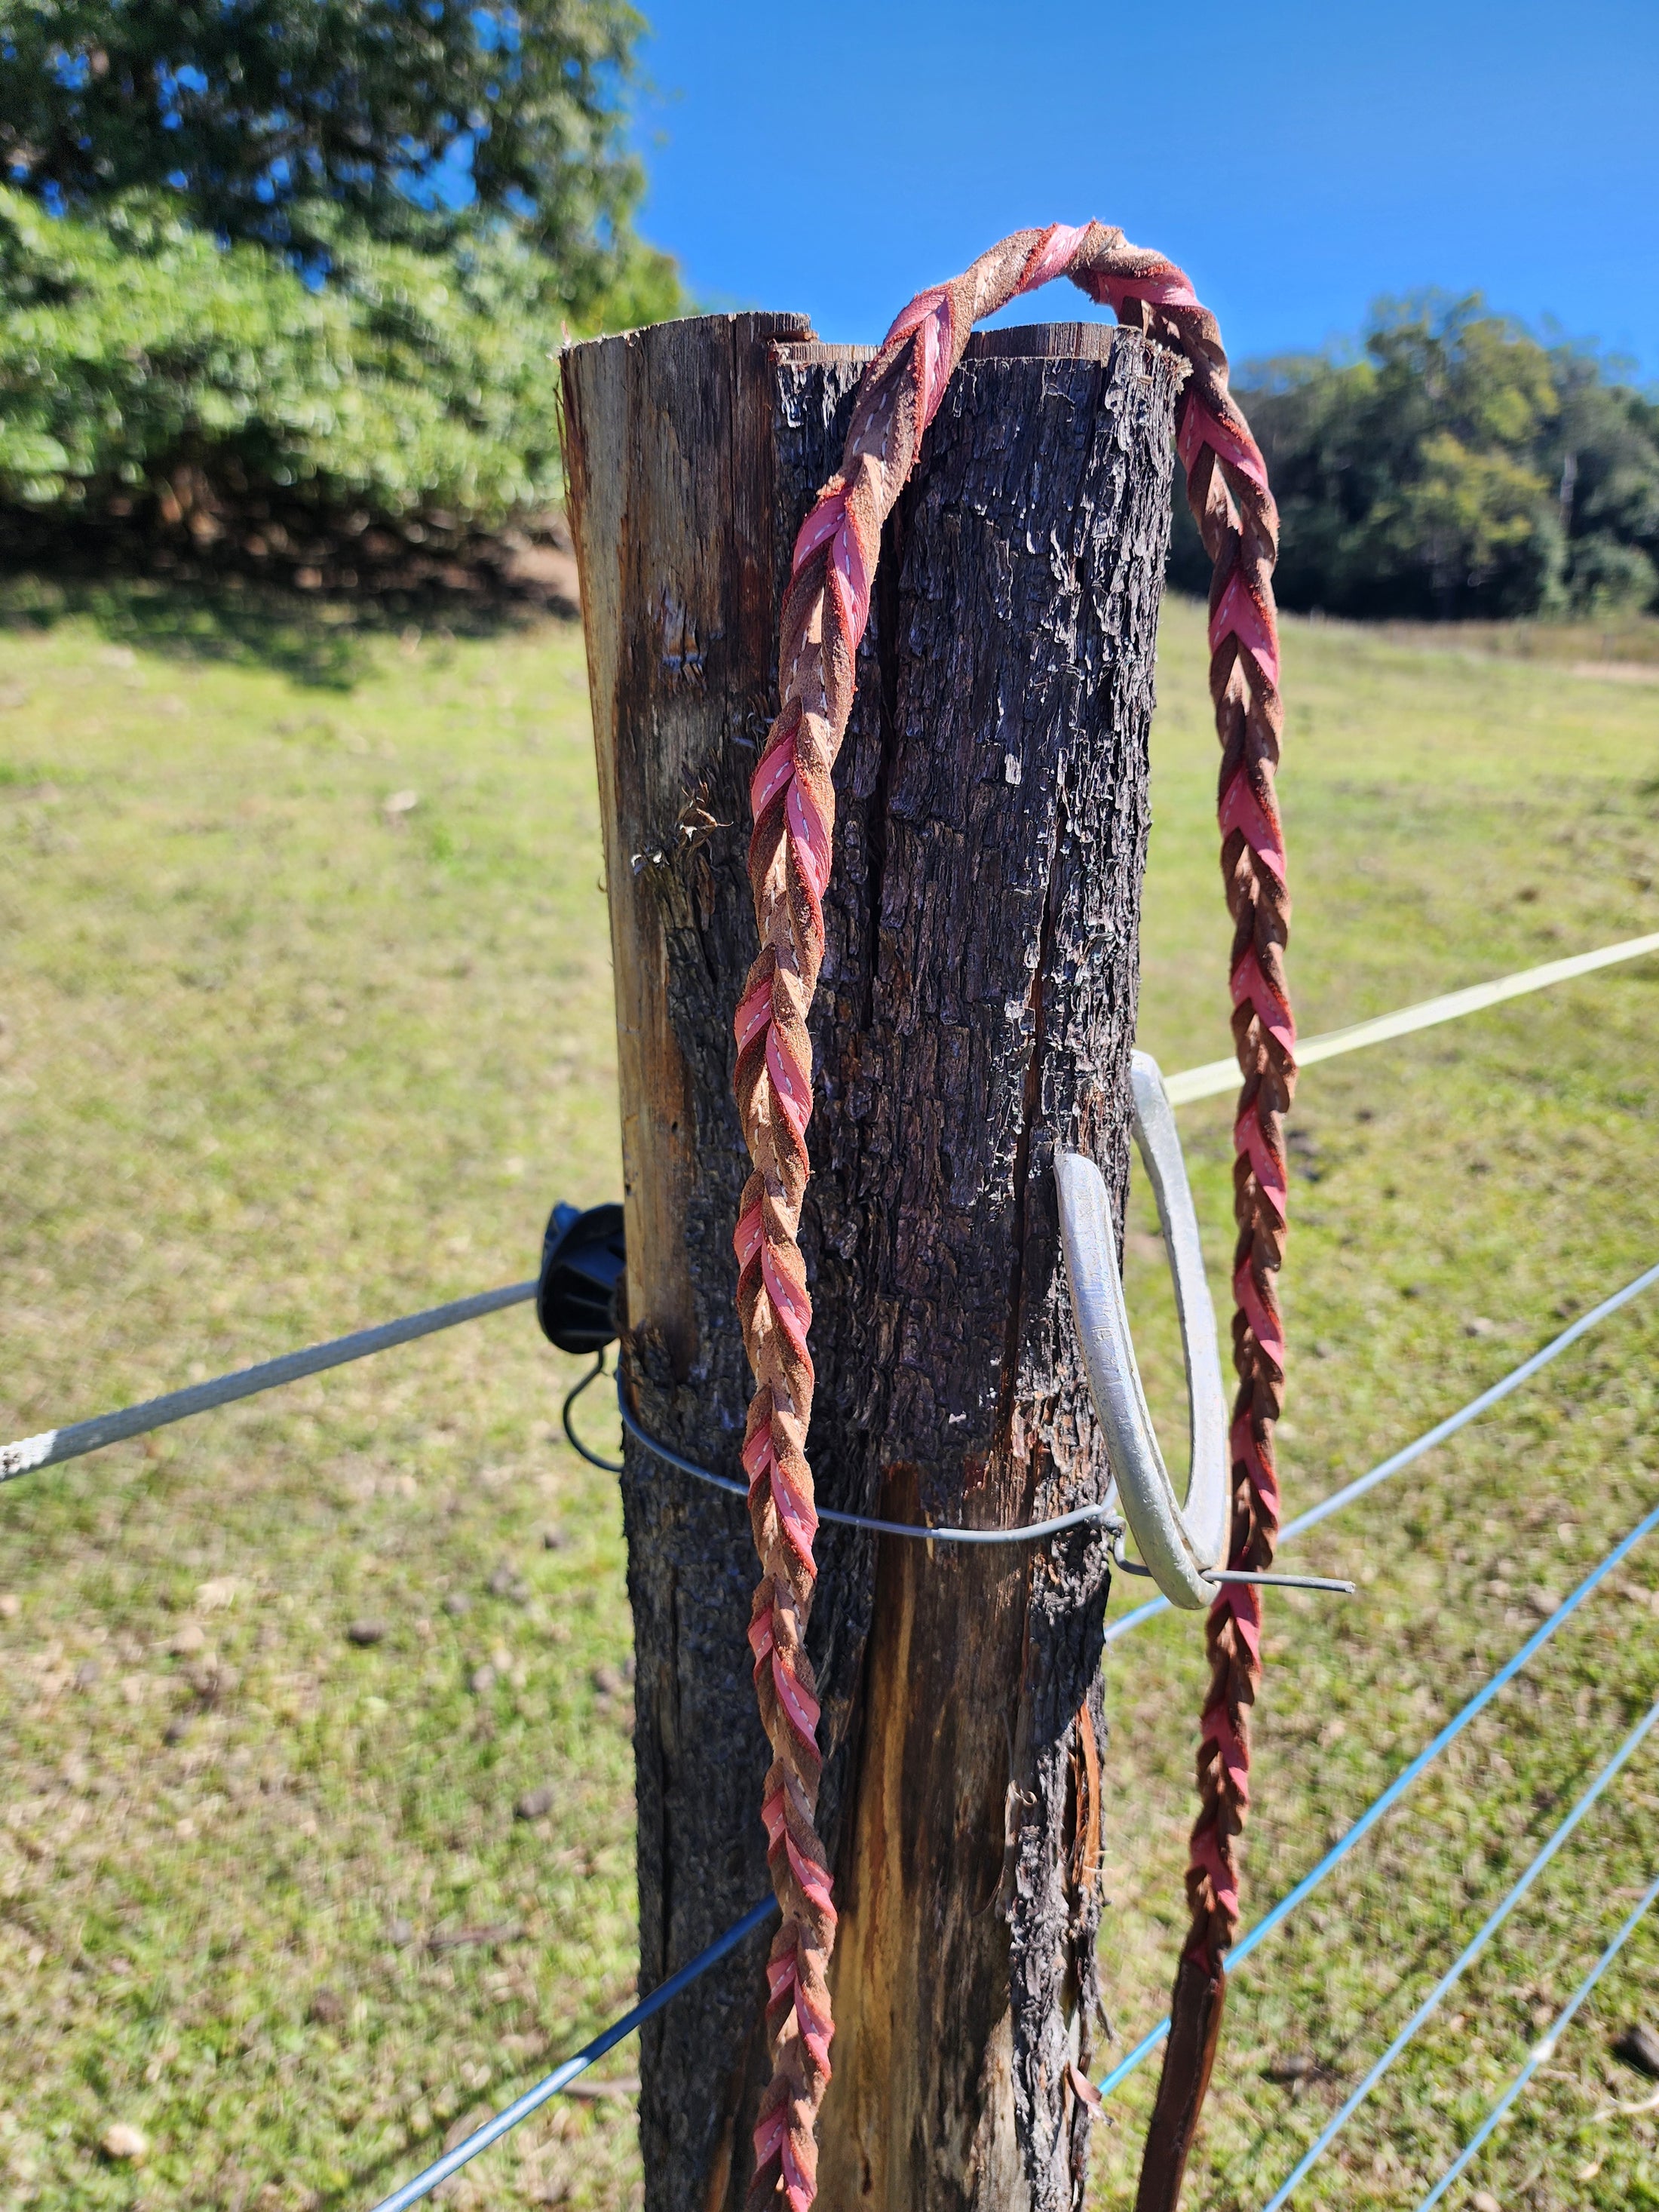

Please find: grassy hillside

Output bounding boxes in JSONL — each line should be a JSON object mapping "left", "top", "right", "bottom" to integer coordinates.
{"left": 1, "top": 591, "right": 1657, "bottom": 2210}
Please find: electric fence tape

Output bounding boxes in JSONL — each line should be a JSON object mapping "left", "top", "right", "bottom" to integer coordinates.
{"left": 8, "top": 931, "right": 1654, "bottom": 1481}
{"left": 1164, "top": 930, "right": 1659, "bottom": 1105}
{"left": 2, "top": 1282, "right": 536, "bottom": 1481}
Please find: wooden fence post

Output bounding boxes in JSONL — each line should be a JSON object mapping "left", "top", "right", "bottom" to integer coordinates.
{"left": 561, "top": 312, "right": 1177, "bottom": 2211}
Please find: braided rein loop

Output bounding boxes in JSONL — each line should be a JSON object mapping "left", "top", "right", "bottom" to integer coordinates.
{"left": 731, "top": 221, "right": 1295, "bottom": 2212}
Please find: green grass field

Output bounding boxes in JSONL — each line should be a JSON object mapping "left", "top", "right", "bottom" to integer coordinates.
{"left": 2, "top": 586, "right": 1657, "bottom": 2212}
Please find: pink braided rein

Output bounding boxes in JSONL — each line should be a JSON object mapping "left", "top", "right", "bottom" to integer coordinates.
{"left": 733, "top": 222, "right": 1294, "bottom": 2210}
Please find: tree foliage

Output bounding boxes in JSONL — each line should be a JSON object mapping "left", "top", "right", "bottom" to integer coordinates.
{"left": 1173, "top": 295, "right": 1659, "bottom": 618}
{"left": 0, "top": 183, "right": 675, "bottom": 526}
{"left": 0, "top": 0, "right": 652, "bottom": 293}
{"left": 0, "top": 0, "right": 679, "bottom": 539}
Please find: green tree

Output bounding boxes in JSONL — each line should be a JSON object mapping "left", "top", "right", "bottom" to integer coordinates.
{"left": 1383, "top": 432, "right": 1550, "bottom": 607}
{"left": 0, "top": 1, "right": 679, "bottom": 540}
{"left": 1172, "top": 293, "right": 1659, "bottom": 620}
{"left": 0, "top": 186, "right": 566, "bottom": 520}
{"left": 0, "top": 0, "right": 657, "bottom": 307}
{"left": 1362, "top": 300, "right": 1558, "bottom": 612}
{"left": 1544, "top": 352, "right": 1659, "bottom": 613}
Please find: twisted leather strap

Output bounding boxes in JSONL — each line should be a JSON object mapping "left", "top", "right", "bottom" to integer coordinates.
{"left": 733, "top": 222, "right": 1293, "bottom": 2211}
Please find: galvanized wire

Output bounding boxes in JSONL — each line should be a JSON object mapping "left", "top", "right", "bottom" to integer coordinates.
{"left": 1103, "top": 1256, "right": 1659, "bottom": 1646}
{"left": 1412, "top": 1869, "right": 1659, "bottom": 2211}
{"left": 1260, "top": 1699, "right": 1659, "bottom": 2208}
{"left": 617, "top": 1387, "right": 1124, "bottom": 1545}
{"left": 1096, "top": 1497, "right": 1659, "bottom": 2097}
{"left": 562, "top": 1350, "right": 624, "bottom": 1471}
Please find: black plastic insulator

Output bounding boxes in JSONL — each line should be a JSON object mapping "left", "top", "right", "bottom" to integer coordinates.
{"left": 536, "top": 1201, "right": 627, "bottom": 1354}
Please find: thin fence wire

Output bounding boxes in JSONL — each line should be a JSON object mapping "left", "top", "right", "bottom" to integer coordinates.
{"left": 364, "top": 1495, "right": 1659, "bottom": 2212}
{"left": 1412, "top": 1870, "right": 1659, "bottom": 2212}
{"left": 7, "top": 934, "right": 1657, "bottom": 2204}
{"left": 367, "top": 1900, "right": 777, "bottom": 2212}
{"left": 1096, "top": 1497, "right": 1659, "bottom": 2097}
{"left": 1259, "top": 1700, "right": 1659, "bottom": 2210}
{"left": 616, "top": 1379, "right": 1354, "bottom": 1577}
{"left": 617, "top": 1385, "right": 1125, "bottom": 1545}
{"left": 8, "top": 931, "right": 1654, "bottom": 1485}
{"left": 1104, "top": 1257, "right": 1659, "bottom": 1646}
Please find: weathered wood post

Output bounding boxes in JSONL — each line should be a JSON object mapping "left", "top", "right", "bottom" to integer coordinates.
{"left": 561, "top": 311, "right": 1176, "bottom": 2210}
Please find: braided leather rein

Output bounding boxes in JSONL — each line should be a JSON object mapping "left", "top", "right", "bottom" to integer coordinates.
{"left": 732, "top": 222, "right": 1296, "bottom": 2212}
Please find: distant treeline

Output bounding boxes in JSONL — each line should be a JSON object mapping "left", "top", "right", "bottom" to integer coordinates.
{"left": 1171, "top": 294, "right": 1659, "bottom": 620}
{"left": 2, "top": 23, "right": 1655, "bottom": 638}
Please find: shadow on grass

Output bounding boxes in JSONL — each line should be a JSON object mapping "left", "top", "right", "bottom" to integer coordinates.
{"left": 317, "top": 2091, "right": 535, "bottom": 2212}
{"left": 0, "top": 570, "right": 572, "bottom": 691}
{"left": 321, "top": 2119, "right": 451, "bottom": 2212}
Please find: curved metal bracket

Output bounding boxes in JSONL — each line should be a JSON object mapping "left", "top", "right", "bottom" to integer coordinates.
{"left": 1056, "top": 1050, "right": 1230, "bottom": 1609}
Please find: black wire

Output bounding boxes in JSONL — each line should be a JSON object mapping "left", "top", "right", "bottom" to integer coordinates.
{"left": 562, "top": 1350, "right": 624, "bottom": 1472}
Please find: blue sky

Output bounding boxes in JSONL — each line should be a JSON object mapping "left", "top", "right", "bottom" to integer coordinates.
{"left": 627, "top": 0, "right": 1659, "bottom": 378}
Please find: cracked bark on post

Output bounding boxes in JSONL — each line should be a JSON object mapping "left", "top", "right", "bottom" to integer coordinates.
{"left": 560, "top": 314, "right": 1176, "bottom": 2212}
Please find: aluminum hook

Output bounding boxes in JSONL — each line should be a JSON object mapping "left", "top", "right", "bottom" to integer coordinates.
{"left": 1056, "top": 1049, "right": 1231, "bottom": 1609}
